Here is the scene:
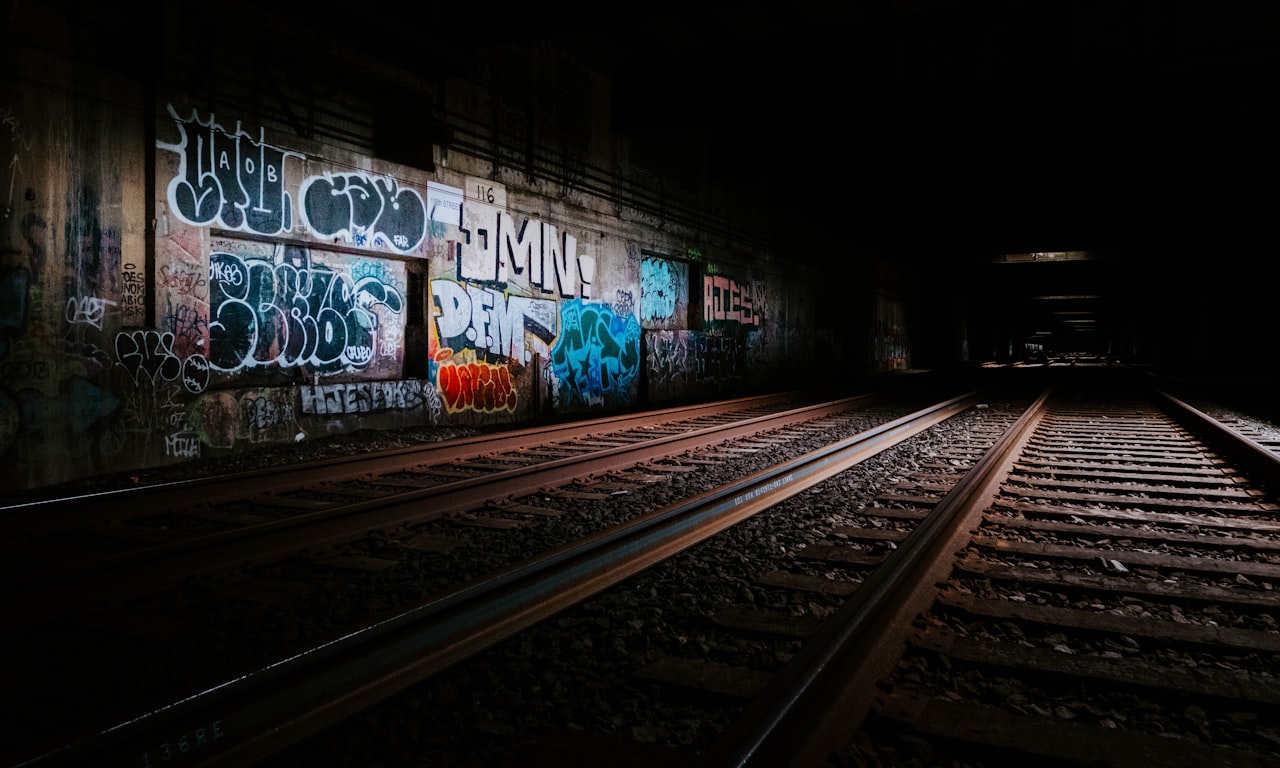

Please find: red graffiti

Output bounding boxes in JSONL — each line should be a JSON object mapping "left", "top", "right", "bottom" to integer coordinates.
{"left": 437, "top": 361, "right": 516, "bottom": 414}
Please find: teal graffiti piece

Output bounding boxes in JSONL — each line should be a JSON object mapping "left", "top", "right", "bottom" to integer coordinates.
{"left": 640, "top": 256, "right": 678, "bottom": 322}
{"left": 617, "top": 313, "right": 642, "bottom": 377}
{"left": 11, "top": 379, "right": 122, "bottom": 439}
{"left": 0, "top": 267, "right": 31, "bottom": 359}
{"left": 427, "top": 218, "right": 449, "bottom": 241}
{"left": 68, "top": 375, "right": 121, "bottom": 433}
{"left": 0, "top": 388, "right": 17, "bottom": 454}
{"left": 15, "top": 388, "right": 45, "bottom": 437}
{"left": 0, "top": 267, "right": 29, "bottom": 330}
{"left": 549, "top": 300, "right": 641, "bottom": 409}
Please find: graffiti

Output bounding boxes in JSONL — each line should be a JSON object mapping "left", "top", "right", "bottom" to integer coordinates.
{"left": 437, "top": 359, "right": 516, "bottom": 413}
{"left": 64, "top": 340, "right": 113, "bottom": 378}
{"left": 65, "top": 295, "right": 116, "bottom": 329}
{"left": 121, "top": 262, "right": 146, "bottom": 319}
{"left": 874, "top": 298, "right": 907, "bottom": 369}
{"left": 64, "top": 188, "right": 118, "bottom": 295}
{"left": 208, "top": 247, "right": 404, "bottom": 374}
{"left": 159, "top": 104, "right": 431, "bottom": 253}
{"left": 703, "top": 274, "right": 760, "bottom": 327}
{"left": 112, "top": 381, "right": 188, "bottom": 471}
{"left": 116, "top": 329, "right": 181, "bottom": 383}
{"left": 165, "top": 428, "right": 201, "bottom": 458}
{"left": 353, "top": 259, "right": 405, "bottom": 361}
{"left": 640, "top": 256, "right": 681, "bottom": 323}
{"left": 60, "top": 375, "right": 119, "bottom": 434}
{"left": 115, "top": 330, "right": 211, "bottom": 393}
{"left": 379, "top": 320, "right": 403, "bottom": 359}
{"left": 613, "top": 289, "right": 634, "bottom": 319}
{"left": 158, "top": 104, "right": 304, "bottom": 236}
{"left": 549, "top": 299, "right": 640, "bottom": 409}
{"left": 177, "top": 345, "right": 210, "bottom": 394}
{"left": 694, "top": 333, "right": 743, "bottom": 380}
{"left": 0, "top": 337, "right": 85, "bottom": 399}
{"left": 423, "top": 379, "right": 444, "bottom": 423}
{"left": 874, "top": 334, "right": 908, "bottom": 368}
{"left": 0, "top": 356, "right": 51, "bottom": 382}
{"left": 193, "top": 387, "right": 300, "bottom": 449}
{"left": 1, "top": 105, "right": 33, "bottom": 220}
{"left": 645, "top": 330, "right": 745, "bottom": 402}
{"left": 649, "top": 331, "right": 744, "bottom": 385}
{"left": 646, "top": 330, "right": 690, "bottom": 387}
{"left": 431, "top": 279, "right": 556, "bottom": 365}
{"left": 164, "top": 305, "right": 210, "bottom": 359}
{"left": 299, "top": 172, "right": 426, "bottom": 252}
{"left": 118, "top": 384, "right": 190, "bottom": 463}
{"left": 0, "top": 267, "right": 29, "bottom": 359}
{"left": 243, "top": 395, "right": 295, "bottom": 431}
{"left": 300, "top": 379, "right": 428, "bottom": 415}
{"left": 351, "top": 259, "right": 402, "bottom": 289}
{"left": 0, "top": 375, "right": 122, "bottom": 460}
{"left": 458, "top": 205, "right": 594, "bottom": 298}
{"left": 0, "top": 388, "right": 16, "bottom": 455}
{"left": 159, "top": 263, "right": 208, "bottom": 299}
{"left": 427, "top": 237, "right": 454, "bottom": 262}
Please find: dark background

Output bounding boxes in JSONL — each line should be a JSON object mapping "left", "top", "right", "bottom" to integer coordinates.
{"left": 562, "top": 1, "right": 1279, "bottom": 259}
{"left": 398, "top": 0, "right": 1278, "bottom": 364}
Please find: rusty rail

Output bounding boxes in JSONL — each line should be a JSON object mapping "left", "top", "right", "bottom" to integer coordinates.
{"left": 4, "top": 393, "right": 886, "bottom": 627}
{"left": 15, "top": 392, "right": 983, "bottom": 768}
{"left": 706, "top": 387, "right": 1049, "bottom": 767}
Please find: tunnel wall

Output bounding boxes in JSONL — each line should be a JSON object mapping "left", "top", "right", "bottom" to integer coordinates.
{"left": 1, "top": 9, "right": 901, "bottom": 493}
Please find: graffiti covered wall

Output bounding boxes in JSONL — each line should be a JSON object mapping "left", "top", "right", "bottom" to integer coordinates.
{"left": 645, "top": 330, "right": 746, "bottom": 402}
{"left": 0, "top": 30, "right": 835, "bottom": 494}
{"left": 426, "top": 194, "right": 642, "bottom": 417}
{"left": 145, "top": 101, "right": 446, "bottom": 458}
{"left": 639, "top": 253, "right": 789, "bottom": 403}
{"left": 1, "top": 52, "right": 147, "bottom": 489}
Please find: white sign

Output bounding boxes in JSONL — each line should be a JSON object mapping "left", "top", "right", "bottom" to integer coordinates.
{"left": 427, "top": 181, "right": 464, "bottom": 227}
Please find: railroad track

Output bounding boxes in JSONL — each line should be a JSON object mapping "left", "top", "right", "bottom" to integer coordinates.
{"left": 851, "top": 388, "right": 1280, "bottom": 768}
{"left": 3, "top": 387, "right": 961, "bottom": 768}
{"left": 14, "top": 377, "right": 1275, "bottom": 768}
{"left": 262, "top": 381, "right": 1280, "bottom": 768}
{"left": 2, "top": 391, "right": 876, "bottom": 623}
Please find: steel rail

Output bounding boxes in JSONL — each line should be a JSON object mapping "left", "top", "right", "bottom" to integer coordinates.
{"left": 12, "top": 393, "right": 982, "bottom": 768}
{"left": 3, "top": 393, "right": 881, "bottom": 627}
{"left": 1155, "top": 389, "right": 1280, "bottom": 484}
{"left": 1, "top": 391, "right": 822, "bottom": 526}
{"left": 706, "top": 387, "right": 1052, "bottom": 768}
{"left": 711, "top": 383, "right": 1280, "bottom": 767}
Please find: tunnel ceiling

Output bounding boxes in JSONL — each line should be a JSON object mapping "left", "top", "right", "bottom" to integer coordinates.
{"left": 583, "top": 1, "right": 1280, "bottom": 261}
{"left": 177, "top": 0, "right": 1277, "bottom": 275}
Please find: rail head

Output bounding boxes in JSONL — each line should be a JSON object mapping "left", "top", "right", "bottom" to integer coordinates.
{"left": 707, "top": 388, "right": 1053, "bottom": 768}
{"left": 10, "top": 391, "right": 981, "bottom": 768}
{"left": 1155, "top": 389, "right": 1280, "bottom": 490}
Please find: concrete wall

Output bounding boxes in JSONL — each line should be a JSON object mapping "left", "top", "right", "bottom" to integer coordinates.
{"left": 2, "top": 44, "right": 149, "bottom": 490}
{"left": 0, "top": 8, "right": 894, "bottom": 493}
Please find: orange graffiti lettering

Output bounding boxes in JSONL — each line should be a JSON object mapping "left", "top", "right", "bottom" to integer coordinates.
{"left": 437, "top": 360, "right": 516, "bottom": 414}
